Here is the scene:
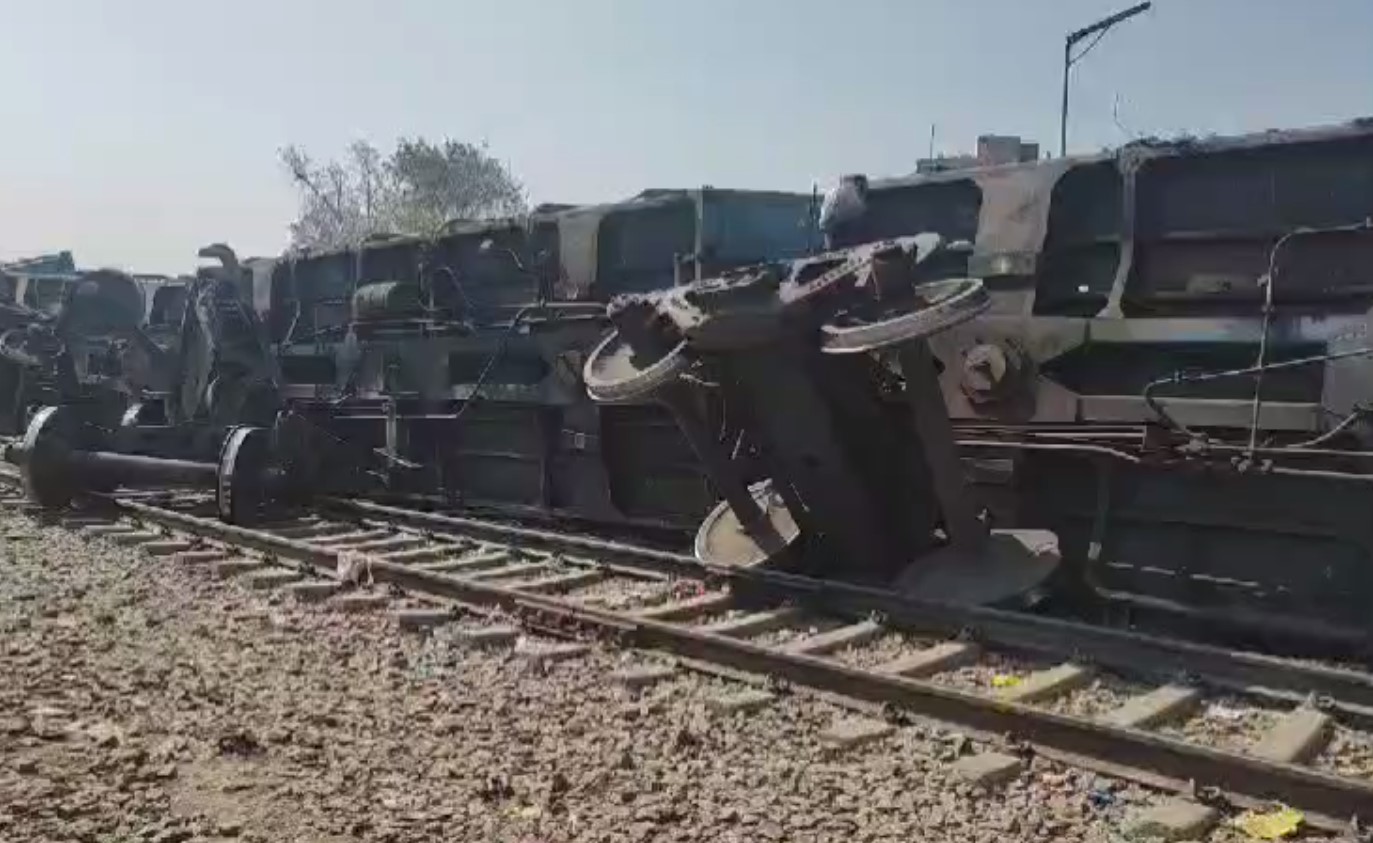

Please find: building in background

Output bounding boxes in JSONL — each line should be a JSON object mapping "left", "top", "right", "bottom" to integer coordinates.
{"left": 916, "top": 134, "right": 1041, "bottom": 174}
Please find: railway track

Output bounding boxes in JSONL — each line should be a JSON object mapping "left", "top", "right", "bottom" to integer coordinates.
{"left": 4, "top": 479, "right": 1373, "bottom": 838}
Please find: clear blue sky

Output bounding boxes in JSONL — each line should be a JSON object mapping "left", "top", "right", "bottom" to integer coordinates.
{"left": 3, "top": 0, "right": 1370, "bottom": 273}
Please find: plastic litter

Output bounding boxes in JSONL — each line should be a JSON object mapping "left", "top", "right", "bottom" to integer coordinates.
{"left": 1206, "top": 703, "right": 1248, "bottom": 721}
{"left": 1233, "top": 806, "right": 1303, "bottom": 840}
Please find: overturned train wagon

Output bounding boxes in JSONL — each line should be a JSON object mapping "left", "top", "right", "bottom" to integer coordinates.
{"left": 256, "top": 188, "right": 817, "bottom": 530}
{"left": 0, "top": 267, "right": 181, "bottom": 435}
{"left": 598, "top": 119, "right": 1373, "bottom": 643}
{"left": 914, "top": 120, "right": 1373, "bottom": 639}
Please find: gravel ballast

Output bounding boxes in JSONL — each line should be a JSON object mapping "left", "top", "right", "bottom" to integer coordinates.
{"left": 0, "top": 508, "right": 1176, "bottom": 841}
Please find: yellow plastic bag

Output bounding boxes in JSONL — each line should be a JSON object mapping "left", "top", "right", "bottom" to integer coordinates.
{"left": 1233, "top": 806, "right": 1303, "bottom": 840}
{"left": 508, "top": 805, "right": 544, "bottom": 821}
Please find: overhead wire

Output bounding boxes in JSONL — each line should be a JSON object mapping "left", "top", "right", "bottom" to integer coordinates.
{"left": 1069, "top": 27, "right": 1111, "bottom": 66}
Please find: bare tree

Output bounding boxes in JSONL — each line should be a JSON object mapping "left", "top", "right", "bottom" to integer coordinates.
{"left": 280, "top": 138, "right": 527, "bottom": 252}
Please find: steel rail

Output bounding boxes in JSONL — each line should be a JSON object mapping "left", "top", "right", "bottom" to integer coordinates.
{"left": 103, "top": 497, "right": 1373, "bottom": 830}
{"left": 328, "top": 497, "right": 1373, "bottom": 723}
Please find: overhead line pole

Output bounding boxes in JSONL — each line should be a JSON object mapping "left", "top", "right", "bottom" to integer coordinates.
{"left": 1060, "top": 2, "right": 1151, "bottom": 157}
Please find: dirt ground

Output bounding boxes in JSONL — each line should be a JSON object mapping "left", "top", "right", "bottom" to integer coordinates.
{"left": 0, "top": 508, "right": 1149, "bottom": 842}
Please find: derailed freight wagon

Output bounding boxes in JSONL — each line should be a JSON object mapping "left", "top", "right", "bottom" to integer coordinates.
{"left": 255, "top": 188, "right": 816, "bottom": 530}
{"left": 649, "top": 118, "right": 1373, "bottom": 639}
{"left": 587, "top": 118, "right": 1373, "bottom": 648}
{"left": 881, "top": 121, "right": 1373, "bottom": 634}
{"left": 0, "top": 260, "right": 179, "bottom": 436}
